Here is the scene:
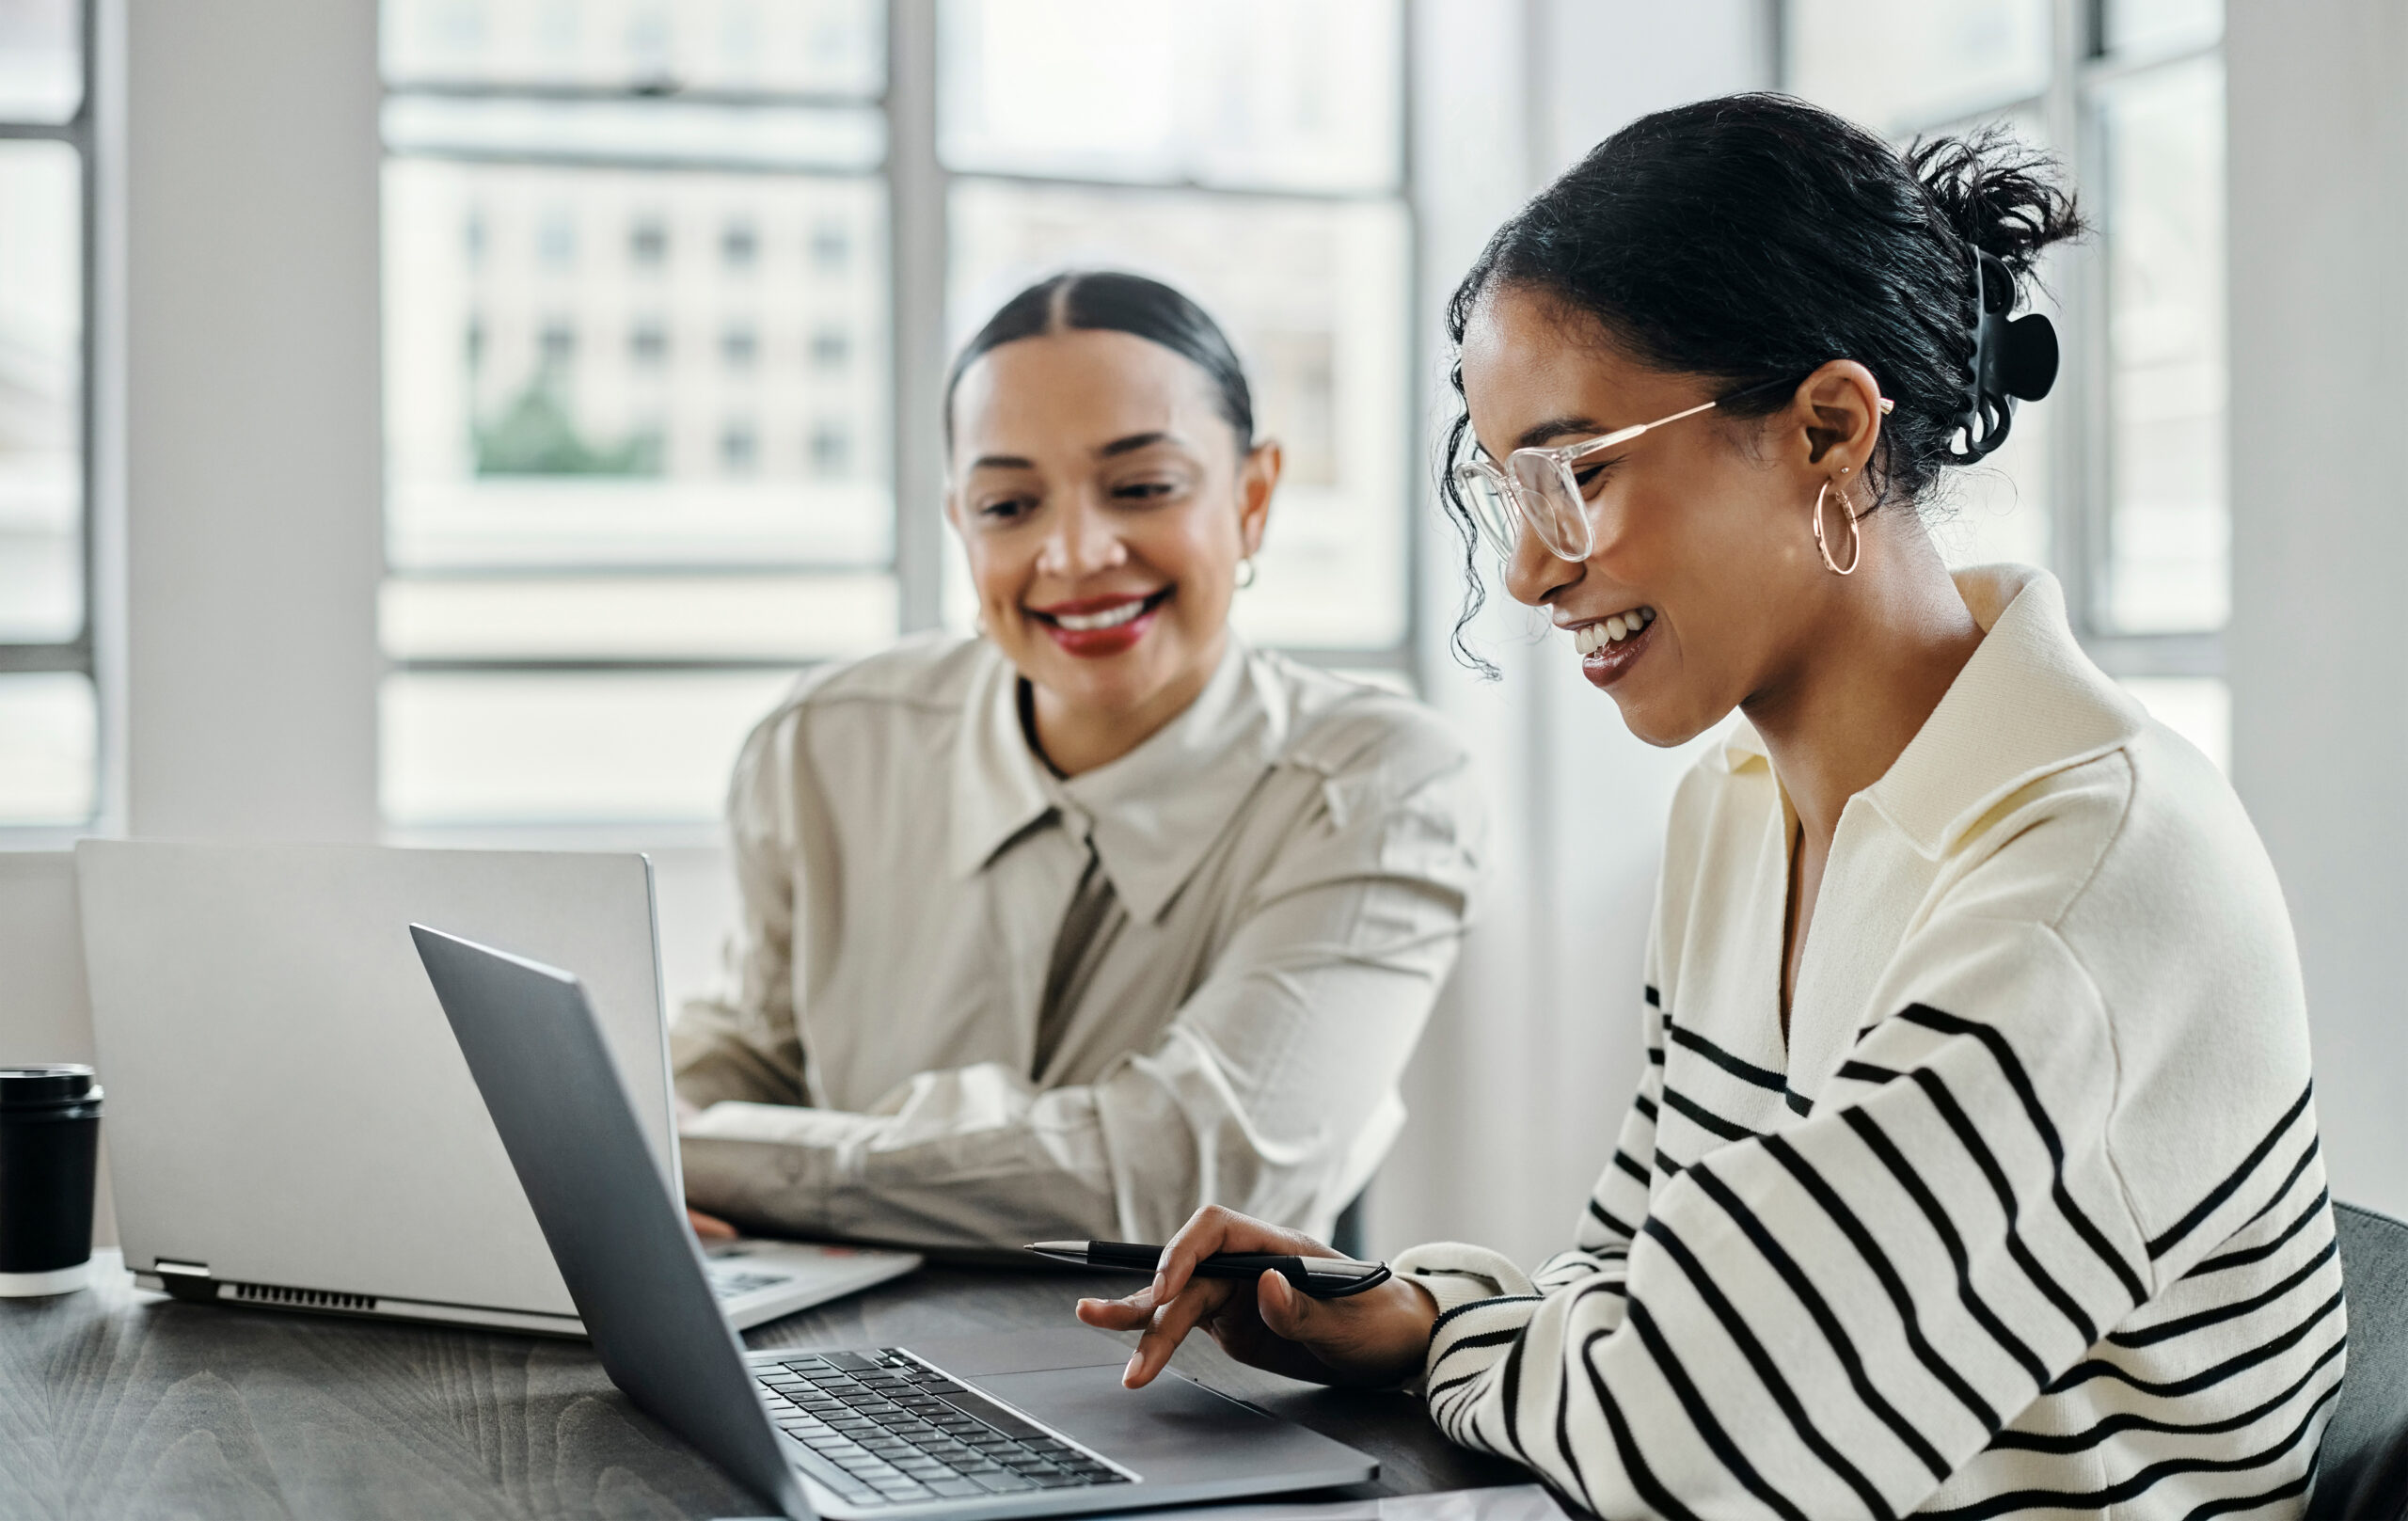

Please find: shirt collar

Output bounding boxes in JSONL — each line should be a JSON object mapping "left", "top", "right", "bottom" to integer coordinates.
{"left": 949, "top": 643, "right": 1057, "bottom": 881}
{"left": 1702, "top": 566, "right": 2143, "bottom": 857}
{"left": 1864, "top": 564, "right": 2143, "bottom": 856}
{"left": 949, "top": 636, "right": 1286, "bottom": 923}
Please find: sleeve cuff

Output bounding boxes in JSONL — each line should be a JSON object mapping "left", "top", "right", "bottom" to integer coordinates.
{"left": 681, "top": 1098, "right": 878, "bottom": 1148}
{"left": 1391, "top": 1240, "right": 1537, "bottom": 1316}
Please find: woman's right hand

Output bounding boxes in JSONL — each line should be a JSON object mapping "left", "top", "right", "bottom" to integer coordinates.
{"left": 1073, "top": 1206, "right": 1438, "bottom": 1390}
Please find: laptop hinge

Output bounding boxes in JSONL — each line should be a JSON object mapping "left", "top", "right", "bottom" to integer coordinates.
{"left": 152, "top": 1259, "right": 219, "bottom": 1305}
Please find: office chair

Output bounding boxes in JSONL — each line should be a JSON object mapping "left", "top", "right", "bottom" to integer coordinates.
{"left": 2312, "top": 1202, "right": 2408, "bottom": 1518}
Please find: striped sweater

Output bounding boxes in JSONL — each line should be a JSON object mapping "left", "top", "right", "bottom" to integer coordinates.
{"left": 1395, "top": 567, "right": 2341, "bottom": 1519}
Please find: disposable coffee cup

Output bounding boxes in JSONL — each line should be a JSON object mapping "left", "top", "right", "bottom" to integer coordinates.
{"left": 0, "top": 1065, "right": 103, "bottom": 1296}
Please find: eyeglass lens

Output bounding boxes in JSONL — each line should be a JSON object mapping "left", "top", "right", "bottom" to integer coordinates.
{"left": 1507, "top": 453, "right": 1590, "bottom": 560}
{"left": 1456, "top": 467, "right": 1516, "bottom": 553}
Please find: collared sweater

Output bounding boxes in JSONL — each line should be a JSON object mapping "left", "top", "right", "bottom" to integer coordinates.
{"left": 1395, "top": 566, "right": 2340, "bottom": 1519}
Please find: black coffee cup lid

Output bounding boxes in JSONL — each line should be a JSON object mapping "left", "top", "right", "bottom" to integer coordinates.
{"left": 0, "top": 1065, "right": 96, "bottom": 1108}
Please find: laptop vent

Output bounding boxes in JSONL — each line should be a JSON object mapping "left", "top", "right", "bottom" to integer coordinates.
{"left": 230, "top": 1281, "right": 379, "bottom": 1313}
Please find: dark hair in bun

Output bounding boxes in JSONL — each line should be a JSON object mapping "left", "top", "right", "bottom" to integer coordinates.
{"left": 1440, "top": 92, "right": 2084, "bottom": 664}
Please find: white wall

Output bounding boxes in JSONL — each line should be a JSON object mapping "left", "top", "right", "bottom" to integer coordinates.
{"left": 0, "top": 852, "right": 116, "bottom": 1246}
{"left": 121, "top": 0, "right": 383, "bottom": 843}
{"left": 1370, "top": 0, "right": 1772, "bottom": 1264}
{"left": 2226, "top": 0, "right": 2408, "bottom": 1217}
{"left": 651, "top": 844, "right": 745, "bottom": 1018}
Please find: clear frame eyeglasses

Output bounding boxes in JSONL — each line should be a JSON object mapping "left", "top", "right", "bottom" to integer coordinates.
{"left": 1452, "top": 398, "right": 1722, "bottom": 562}
{"left": 1453, "top": 382, "right": 1893, "bottom": 562}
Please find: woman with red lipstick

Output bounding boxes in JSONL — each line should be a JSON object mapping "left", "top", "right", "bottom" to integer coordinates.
{"left": 670, "top": 272, "right": 1484, "bottom": 1254}
{"left": 1082, "top": 99, "right": 2337, "bottom": 1517}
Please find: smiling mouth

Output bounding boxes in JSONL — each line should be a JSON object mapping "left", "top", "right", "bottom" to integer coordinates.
{"left": 1565, "top": 605, "right": 1658, "bottom": 689}
{"left": 1571, "top": 606, "right": 1656, "bottom": 655}
{"left": 1029, "top": 588, "right": 1174, "bottom": 630}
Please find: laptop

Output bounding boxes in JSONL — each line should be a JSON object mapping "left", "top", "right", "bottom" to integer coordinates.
{"left": 75, "top": 840, "right": 918, "bottom": 1334}
{"left": 412, "top": 924, "right": 1380, "bottom": 1519}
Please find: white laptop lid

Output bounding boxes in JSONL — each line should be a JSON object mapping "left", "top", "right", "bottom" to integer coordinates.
{"left": 75, "top": 841, "right": 676, "bottom": 1321}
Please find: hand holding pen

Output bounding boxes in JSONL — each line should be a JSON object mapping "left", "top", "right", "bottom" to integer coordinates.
{"left": 1064, "top": 1205, "right": 1438, "bottom": 1391}
{"left": 1027, "top": 1240, "right": 1393, "bottom": 1297}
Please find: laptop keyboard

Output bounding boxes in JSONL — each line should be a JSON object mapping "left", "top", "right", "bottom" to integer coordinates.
{"left": 757, "top": 1348, "right": 1133, "bottom": 1507}
{"left": 709, "top": 1267, "right": 791, "bottom": 1300}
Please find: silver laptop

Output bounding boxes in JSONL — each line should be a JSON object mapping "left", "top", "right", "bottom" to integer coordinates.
{"left": 412, "top": 925, "right": 1378, "bottom": 1519}
{"left": 75, "top": 840, "right": 918, "bottom": 1334}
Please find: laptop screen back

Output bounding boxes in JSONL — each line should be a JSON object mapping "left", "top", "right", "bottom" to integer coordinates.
{"left": 76, "top": 841, "right": 676, "bottom": 1319}
{"left": 411, "top": 925, "right": 808, "bottom": 1520}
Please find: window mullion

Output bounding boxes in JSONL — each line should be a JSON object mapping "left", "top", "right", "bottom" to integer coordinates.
{"left": 2046, "top": 0, "right": 2105, "bottom": 642}
{"left": 888, "top": 0, "right": 947, "bottom": 635}
{"left": 0, "top": 643, "right": 91, "bottom": 674}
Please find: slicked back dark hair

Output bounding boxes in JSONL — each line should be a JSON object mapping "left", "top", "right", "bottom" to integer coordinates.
{"left": 1440, "top": 92, "right": 2083, "bottom": 668}
{"left": 944, "top": 270, "right": 1255, "bottom": 452}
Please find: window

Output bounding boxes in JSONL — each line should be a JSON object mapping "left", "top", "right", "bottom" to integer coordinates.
{"left": 721, "top": 219, "right": 759, "bottom": 270}
{"left": 810, "top": 417, "right": 852, "bottom": 479}
{"left": 377, "top": 0, "right": 1413, "bottom": 829}
{"left": 628, "top": 319, "right": 667, "bottom": 368}
{"left": 0, "top": 0, "right": 97, "bottom": 828}
{"left": 939, "top": 0, "right": 1411, "bottom": 654}
{"left": 1786, "top": 0, "right": 2229, "bottom": 768}
{"left": 628, "top": 215, "right": 666, "bottom": 266}
{"left": 720, "top": 420, "right": 759, "bottom": 474}
{"left": 380, "top": 0, "right": 895, "bottom": 829}
{"left": 720, "top": 322, "right": 759, "bottom": 371}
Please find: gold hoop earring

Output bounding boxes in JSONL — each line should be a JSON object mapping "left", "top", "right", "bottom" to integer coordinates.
{"left": 1813, "top": 474, "right": 1863, "bottom": 576}
{"left": 1235, "top": 557, "right": 1257, "bottom": 591}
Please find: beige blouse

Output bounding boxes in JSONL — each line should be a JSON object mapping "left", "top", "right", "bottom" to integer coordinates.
{"left": 672, "top": 632, "right": 1485, "bottom": 1249}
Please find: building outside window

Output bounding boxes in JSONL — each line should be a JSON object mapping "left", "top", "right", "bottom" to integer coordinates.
{"left": 376, "top": 0, "right": 1412, "bottom": 831}
{"left": 0, "top": 0, "right": 96, "bottom": 830}
{"left": 1786, "top": 0, "right": 2230, "bottom": 768}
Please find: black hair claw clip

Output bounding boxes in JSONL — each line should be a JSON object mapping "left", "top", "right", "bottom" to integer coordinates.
{"left": 1950, "top": 247, "right": 2060, "bottom": 462}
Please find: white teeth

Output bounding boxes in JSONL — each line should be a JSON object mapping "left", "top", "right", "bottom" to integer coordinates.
{"left": 1570, "top": 607, "right": 1656, "bottom": 656}
{"left": 1053, "top": 598, "right": 1152, "bottom": 631}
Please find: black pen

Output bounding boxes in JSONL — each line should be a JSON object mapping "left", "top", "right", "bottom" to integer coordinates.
{"left": 1026, "top": 1240, "right": 1394, "bottom": 1298}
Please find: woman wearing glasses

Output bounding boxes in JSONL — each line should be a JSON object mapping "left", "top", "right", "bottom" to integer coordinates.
{"left": 671, "top": 272, "right": 1483, "bottom": 1252}
{"left": 1087, "top": 98, "right": 2337, "bottom": 1517}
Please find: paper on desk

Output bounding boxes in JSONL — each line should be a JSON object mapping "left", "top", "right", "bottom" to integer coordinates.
{"left": 1127, "top": 1482, "right": 1569, "bottom": 1521}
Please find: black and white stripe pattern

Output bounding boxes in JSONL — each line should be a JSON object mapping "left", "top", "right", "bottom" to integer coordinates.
{"left": 1398, "top": 975, "right": 2340, "bottom": 1520}
{"left": 1390, "top": 570, "right": 2344, "bottom": 1517}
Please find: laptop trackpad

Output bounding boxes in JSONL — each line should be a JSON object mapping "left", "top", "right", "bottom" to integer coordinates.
{"left": 978, "top": 1365, "right": 1376, "bottom": 1489}
{"left": 907, "top": 1327, "right": 1131, "bottom": 1377}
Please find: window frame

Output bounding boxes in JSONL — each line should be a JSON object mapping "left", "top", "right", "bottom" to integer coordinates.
{"left": 1782, "top": 0, "right": 2227, "bottom": 685}
{"left": 375, "top": 0, "right": 1422, "bottom": 838}
{"left": 0, "top": 0, "right": 102, "bottom": 829}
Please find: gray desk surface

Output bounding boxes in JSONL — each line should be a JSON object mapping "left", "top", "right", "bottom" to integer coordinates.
{"left": 0, "top": 1253, "right": 1523, "bottom": 1520}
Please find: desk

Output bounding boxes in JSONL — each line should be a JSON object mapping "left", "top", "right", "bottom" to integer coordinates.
{"left": 0, "top": 1254, "right": 1524, "bottom": 1519}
